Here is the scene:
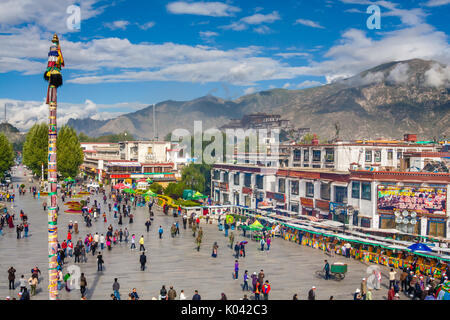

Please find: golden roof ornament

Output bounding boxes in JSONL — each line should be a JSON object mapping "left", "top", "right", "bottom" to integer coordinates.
{"left": 52, "top": 33, "right": 59, "bottom": 44}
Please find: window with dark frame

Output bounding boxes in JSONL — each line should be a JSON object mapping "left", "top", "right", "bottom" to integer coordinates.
{"left": 244, "top": 173, "right": 252, "bottom": 188}
{"left": 256, "top": 175, "right": 264, "bottom": 190}
{"left": 334, "top": 186, "right": 347, "bottom": 203}
{"left": 313, "top": 150, "right": 321, "bottom": 162}
{"left": 233, "top": 172, "right": 240, "bottom": 185}
{"left": 352, "top": 181, "right": 360, "bottom": 199}
{"left": 387, "top": 149, "right": 393, "bottom": 160}
{"left": 325, "top": 148, "right": 334, "bottom": 162}
{"left": 361, "top": 182, "right": 371, "bottom": 200}
{"left": 320, "top": 182, "right": 330, "bottom": 200}
{"left": 291, "top": 180, "right": 299, "bottom": 195}
{"left": 304, "top": 149, "right": 309, "bottom": 162}
{"left": 293, "top": 149, "right": 301, "bottom": 162}
{"left": 278, "top": 178, "right": 285, "bottom": 193}
{"left": 374, "top": 150, "right": 381, "bottom": 162}
{"left": 306, "top": 182, "right": 314, "bottom": 198}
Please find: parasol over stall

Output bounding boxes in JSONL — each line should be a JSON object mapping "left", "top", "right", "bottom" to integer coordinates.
{"left": 436, "top": 281, "right": 450, "bottom": 300}
{"left": 408, "top": 243, "right": 433, "bottom": 252}
{"left": 113, "top": 183, "right": 127, "bottom": 190}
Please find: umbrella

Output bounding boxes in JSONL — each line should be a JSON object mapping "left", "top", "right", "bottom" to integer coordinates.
{"left": 408, "top": 243, "right": 433, "bottom": 252}
{"left": 64, "top": 177, "right": 75, "bottom": 182}
{"left": 123, "top": 188, "right": 135, "bottom": 194}
{"left": 113, "top": 183, "right": 126, "bottom": 190}
{"left": 436, "top": 281, "right": 450, "bottom": 300}
{"left": 239, "top": 241, "right": 248, "bottom": 245}
{"left": 145, "top": 190, "right": 157, "bottom": 197}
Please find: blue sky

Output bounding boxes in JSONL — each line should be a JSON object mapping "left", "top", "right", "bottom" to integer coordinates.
{"left": 0, "top": 0, "right": 449, "bottom": 129}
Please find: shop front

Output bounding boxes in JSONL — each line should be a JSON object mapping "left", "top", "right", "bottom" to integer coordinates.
{"left": 315, "top": 199, "right": 331, "bottom": 220}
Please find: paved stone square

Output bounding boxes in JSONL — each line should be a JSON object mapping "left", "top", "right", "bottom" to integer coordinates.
{"left": 0, "top": 167, "right": 395, "bottom": 300}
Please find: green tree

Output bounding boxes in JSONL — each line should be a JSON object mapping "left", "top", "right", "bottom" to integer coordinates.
{"left": 23, "top": 123, "right": 84, "bottom": 179}
{"left": 23, "top": 123, "right": 48, "bottom": 177}
{"left": 181, "top": 164, "right": 206, "bottom": 193}
{"left": 0, "top": 133, "right": 14, "bottom": 178}
{"left": 57, "top": 125, "right": 84, "bottom": 179}
{"left": 164, "top": 181, "right": 186, "bottom": 199}
{"left": 149, "top": 182, "right": 164, "bottom": 195}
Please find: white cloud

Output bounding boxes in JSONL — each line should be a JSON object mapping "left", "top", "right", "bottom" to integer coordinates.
{"left": 275, "top": 52, "right": 310, "bottom": 59}
{"left": 339, "top": 0, "right": 426, "bottom": 26}
{"left": 253, "top": 26, "right": 272, "bottom": 34}
{"left": 308, "top": 24, "right": 450, "bottom": 83}
{"left": 424, "top": 0, "right": 450, "bottom": 7}
{"left": 0, "top": 98, "right": 146, "bottom": 131}
{"left": 0, "top": 0, "right": 105, "bottom": 33}
{"left": 282, "top": 83, "right": 292, "bottom": 89}
{"left": 243, "top": 87, "right": 257, "bottom": 95}
{"left": 166, "top": 1, "right": 240, "bottom": 17}
{"left": 199, "top": 31, "right": 219, "bottom": 38}
{"left": 222, "top": 11, "right": 280, "bottom": 32}
{"left": 241, "top": 11, "right": 280, "bottom": 25}
{"left": 138, "top": 21, "right": 156, "bottom": 30}
{"left": 386, "top": 63, "right": 410, "bottom": 84}
{"left": 104, "top": 20, "right": 130, "bottom": 30}
{"left": 424, "top": 63, "right": 450, "bottom": 87}
{"left": 296, "top": 80, "right": 323, "bottom": 88}
{"left": 294, "top": 18, "right": 325, "bottom": 29}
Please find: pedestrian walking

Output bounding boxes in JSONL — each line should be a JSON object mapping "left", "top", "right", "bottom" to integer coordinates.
{"left": 234, "top": 260, "right": 239, "bottom": 280}
{"left": 80, "top": 273, "right": 87, "bottom": 298}
{"left": 113, "top": 278, "right": 121, "bottom": 300}
{"left": 139, "top": 235, "right": 145, "bottom": 251}
{"left": 140, "top": 252, "right": 147, "bottom": 271}
{"left": 308, "top": 286, "right": 316, "bottom": 300}
{"left": 97, "top": 252, "right": 104, "bottom": 271}
{"left": 243, "top": 270, "right": 249, "bottom": 291}
{"left": 168, "top": 286, "right": 177, "bottom": 300}
{"left": 262, "top": 280, "right": 271, "bottom": 300}
{"left": 8, "top": 266, "right": 16, "bottom": 290}
{"left": 158, "top": 226, "right": 163, "bottom": 239}
{"left": 145, "top": 219, "right": 151, "bottom": 232}
{"left": 324, "top": 260, "right": 330, "bottom": 280}
{"left": 130, "top": 234, "right": 136, "bottom": 250}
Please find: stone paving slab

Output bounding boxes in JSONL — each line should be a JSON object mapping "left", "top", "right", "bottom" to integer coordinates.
{"left": 0, "top": 166, "right": 394, "bottom": 300}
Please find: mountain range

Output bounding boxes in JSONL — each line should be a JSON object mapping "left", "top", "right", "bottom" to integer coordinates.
{"left": 67, "top": 59, "right": 450, "bottom": 141}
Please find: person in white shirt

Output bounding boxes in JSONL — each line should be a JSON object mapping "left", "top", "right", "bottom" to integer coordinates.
{"left": 389, "top": 268, "right": 397, "bottom": 289}
{"left": 100, "top": 234, "right": 105, "bottom": 250}
{"left": 180, "top": 290, "right": 186, "bottom": 300}
{"left": 19, "top": 275, "right": 27, "bottom": 293}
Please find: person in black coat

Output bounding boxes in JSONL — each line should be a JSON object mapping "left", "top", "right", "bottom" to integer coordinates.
{"left": 20, "top": 287, "right": 30, "bottom": 300}
{"left": 140, "top": 252, "right": 147, "bottom": 271}
{"left": 97, "top": 252, "right": 104, "bottom": 271}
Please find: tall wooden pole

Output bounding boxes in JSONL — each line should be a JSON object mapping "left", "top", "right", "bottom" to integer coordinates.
{"left": 47, "top": 85, "right": 58, "bottom": 300}
{"left": 44, "top": 32, "right": 64, "bottom": 300}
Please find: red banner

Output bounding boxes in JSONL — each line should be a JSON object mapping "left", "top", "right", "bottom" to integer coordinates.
{"left": 110, "top": 174, "right": 130, "bottom": 179}
{"left": 242, "top": 187, "right": 253, "bottom": 194}
{"left": 315, "top": 199, "right": 330, "bottom": 210}
{"left": 301, "top": 197, "right": 314, "bottom": 208}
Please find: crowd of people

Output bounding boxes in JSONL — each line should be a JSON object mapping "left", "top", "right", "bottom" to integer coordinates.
{"left": 1, "top": 165, "right": 449, "bottom": 300}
